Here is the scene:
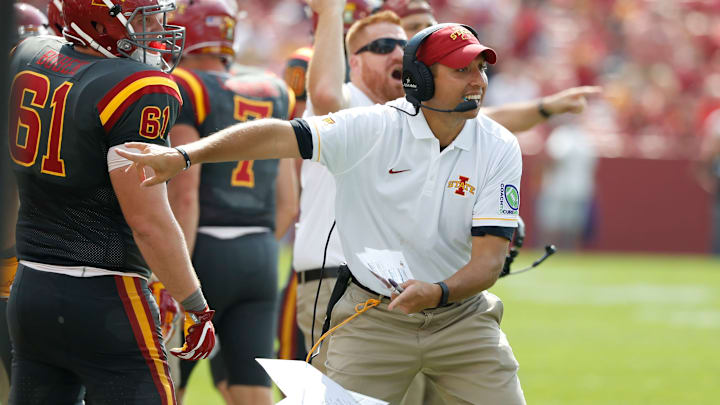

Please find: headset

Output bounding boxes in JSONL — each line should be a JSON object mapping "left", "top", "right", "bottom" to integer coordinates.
{"left": 400, "top": 23, "right": 481, "bottom": 115}
{"left": 500, "top": 217, "right": 557, "bottom": 277}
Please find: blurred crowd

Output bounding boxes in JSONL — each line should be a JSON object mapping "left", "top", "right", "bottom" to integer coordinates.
{"left": 19, "top": 0, "right": 720, "bottom": 158}
{"left": 226, "top": 0, "right": 720, "bottom": 160}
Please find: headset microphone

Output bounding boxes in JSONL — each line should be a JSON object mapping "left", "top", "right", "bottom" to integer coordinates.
{"left": 420, "top": 100, "right": 478, "bottom": 113}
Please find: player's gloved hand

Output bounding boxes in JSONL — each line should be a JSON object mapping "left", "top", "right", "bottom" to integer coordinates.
{"left": 170, "top": 306, "right": 216, "bottom": 361}
{"left": 149, "top": 281, "right": 181, "bottom": 341}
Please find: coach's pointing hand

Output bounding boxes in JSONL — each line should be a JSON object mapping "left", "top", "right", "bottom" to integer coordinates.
{"left": 388, "top": 280, "right": 443, "bottom": 314}
{"left": 117, "top": 142, "right": 187, "bottom": 187}
{"left": 541, "top": 85, "right": 602, "bottom": 115}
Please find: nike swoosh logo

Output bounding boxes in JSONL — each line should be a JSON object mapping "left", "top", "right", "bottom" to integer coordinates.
{"left": 389, "top": 168, "right": 410, "bottom": 174}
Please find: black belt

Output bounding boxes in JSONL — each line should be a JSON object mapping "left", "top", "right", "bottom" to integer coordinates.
{"left": 351, "top": 273, "right": 453, "bottom": 308}
{"left": 297, "top": 267, "right": 340, "bottom": 284}
{"left": 351, "top": 277, "right": 389, "bottom": 299}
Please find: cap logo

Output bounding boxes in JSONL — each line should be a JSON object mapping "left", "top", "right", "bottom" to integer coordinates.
{"left": 450, "top": 28, "right": 472, "bottom": 41}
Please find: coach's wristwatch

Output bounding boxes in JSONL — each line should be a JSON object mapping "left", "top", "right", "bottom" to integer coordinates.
{"left": 434, "top": 281, "right": 449, "bottom": 307}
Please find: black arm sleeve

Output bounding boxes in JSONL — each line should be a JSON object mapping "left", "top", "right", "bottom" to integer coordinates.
{"left": 471, "top": 226, "right": 516, "bottom": 241}
{"left": 290, "top": 118, "right": 313, "bottom": 159}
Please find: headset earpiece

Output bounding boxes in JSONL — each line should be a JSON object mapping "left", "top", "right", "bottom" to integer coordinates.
{"left": 413, "top": 60, "right": 434, "bottom": 101}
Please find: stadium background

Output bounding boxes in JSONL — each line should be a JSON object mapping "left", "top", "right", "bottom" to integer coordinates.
{"left": 4, "top": 0, "right": 719, "bottom": 404}
{"left": 184, "top": 0, "right": 720, "bottom": 403}
{"left": 182, "top": 0, "right": 720, "bottom": 252}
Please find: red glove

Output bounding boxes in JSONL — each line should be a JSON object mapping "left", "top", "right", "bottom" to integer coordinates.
{"left": 149, "top": 281, "right": 181, "bottom": 341}
{"left": 170, "top": 306, "right": 216, "bottom": 361}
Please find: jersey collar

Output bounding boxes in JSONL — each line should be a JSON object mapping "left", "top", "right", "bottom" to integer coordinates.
{"left": 403, "top": 102, "right": 475, "bottom": 152}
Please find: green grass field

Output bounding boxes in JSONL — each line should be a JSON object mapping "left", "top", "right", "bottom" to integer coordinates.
{"left": 183, "top": 249, "right": 720, "bottom": 405}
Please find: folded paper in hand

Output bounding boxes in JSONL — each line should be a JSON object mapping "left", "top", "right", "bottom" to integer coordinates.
{"left": 356, "top": 248, "right": 414, "bottom": 284}
{"left": 257, "top": 358, "right": 388, "bottom": 405}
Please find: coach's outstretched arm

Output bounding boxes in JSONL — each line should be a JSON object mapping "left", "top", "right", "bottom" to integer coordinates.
{"left": 119, "top": 119, "right": 301, "bottom": 186}
{"left": 483, "top": 86, "right": 602, "bottom": 133}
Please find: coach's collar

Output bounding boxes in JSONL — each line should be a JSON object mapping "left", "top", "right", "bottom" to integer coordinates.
{"left": 450, "top": 120, "right": 474, "bottom": 151}
{"left": 407, "top": 109, "right": 435, "bottom": 140}
{"left": 408, "top": 110, "right": 474, "bottom": 151}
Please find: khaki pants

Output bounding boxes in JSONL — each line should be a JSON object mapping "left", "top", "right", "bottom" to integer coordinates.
{"left": 0, "top": 360, "right": 8, "bottom": 405}
{"left": 296, "top": 277, "right": 336, "bottom": 373}
{"left": 325, "top": 283, "right": 526, "bottom": 405}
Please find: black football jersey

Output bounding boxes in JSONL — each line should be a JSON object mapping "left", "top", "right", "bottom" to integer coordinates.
{"left": 172, "top": 66, "right": 294, "bottom": 229}
{"left": 7, "top": 36, "right": 181, "bottom": 278}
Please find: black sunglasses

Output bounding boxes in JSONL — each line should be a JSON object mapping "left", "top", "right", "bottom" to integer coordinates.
{"left": 355, "top": 38, "right": 407, "bottom": 55}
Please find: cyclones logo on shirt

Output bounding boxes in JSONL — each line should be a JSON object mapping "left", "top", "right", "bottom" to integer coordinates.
{"left": 448, "top": 175, "right": 475, "bottom": 196}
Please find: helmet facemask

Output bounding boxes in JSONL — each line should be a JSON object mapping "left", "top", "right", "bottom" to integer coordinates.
{"left": 116, "top": 0, "right": 185, "bottom": 72}
{"left": 64, "top": 0, "right": 185, "bottom": 72}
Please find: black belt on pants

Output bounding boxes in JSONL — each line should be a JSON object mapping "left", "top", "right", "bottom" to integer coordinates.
{"left": 319, "top": 266, "right": 388, "bottom": 335}
{"left": 297, "top": 266, "right": 340, "bottom": 283}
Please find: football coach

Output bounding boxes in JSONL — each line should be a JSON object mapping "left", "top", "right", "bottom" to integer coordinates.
{"left": 119, "top": 23, "right": 526, "bottom": 405}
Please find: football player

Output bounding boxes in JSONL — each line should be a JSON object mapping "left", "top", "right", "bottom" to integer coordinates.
{"left": 13, "top": 2, "right": 50, "bottom": 42}
{"left": 6, "top": 0, "right": 215, "bottom": 403}
{"left": 1, "top": 3, "right": 55, "bottom": 401}
{"left": 283, "top": 46, "right": 313, "bottom": 119}
{"left": 166, "top": 1, "right": 297, "bottom": 404}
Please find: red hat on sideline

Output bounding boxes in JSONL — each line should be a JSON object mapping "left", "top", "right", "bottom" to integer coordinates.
{"left": 417, "top": 25, "right": 497, "bottom": 69}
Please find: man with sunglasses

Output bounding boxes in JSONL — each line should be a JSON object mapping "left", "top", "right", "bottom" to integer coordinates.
{"left": 291, "top": 6, "right": 408, "bottom": 377}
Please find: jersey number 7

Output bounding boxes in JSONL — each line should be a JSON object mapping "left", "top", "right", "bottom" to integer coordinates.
{"left": 230, "top": 95, "right": 273, "bottom": 188}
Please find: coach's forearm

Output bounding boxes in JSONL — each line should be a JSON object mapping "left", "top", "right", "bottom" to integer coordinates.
{"left": 482, "top": 101, "right": 546, "bottom": 134}
{"left": 183, "top": 119, "right": 301, "bottom": 165}
{"left": 442, "top": 235, "right": 509, "bottom": 303}
{"left": 443, "top": 254, "right": 504, "bottom": 303}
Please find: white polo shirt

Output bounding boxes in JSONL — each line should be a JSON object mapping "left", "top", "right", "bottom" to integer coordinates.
{"left": 303, "top": 97, "right": 522, "bottom": 295}
{"left": 292, "top": 82, "right": 374, "bottom": 272}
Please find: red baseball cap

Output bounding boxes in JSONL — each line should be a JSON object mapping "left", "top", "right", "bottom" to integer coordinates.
{"left": 417, "top": 25, "right": 497, "bottom": 69}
